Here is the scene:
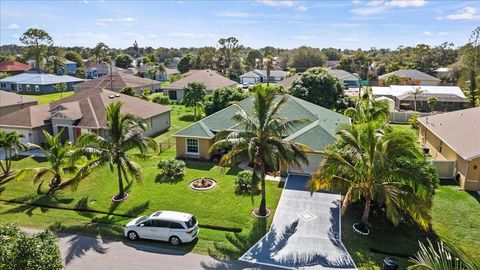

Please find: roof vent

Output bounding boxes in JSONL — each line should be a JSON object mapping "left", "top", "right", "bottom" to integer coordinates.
{"left": 115, "top": 94, "right": 120, "bottom": 97}
{"left": 109, "top": 95, "right": 115, "bottom": 99}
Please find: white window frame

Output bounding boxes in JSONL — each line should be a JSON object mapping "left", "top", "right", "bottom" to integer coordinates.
{"left": 35, "top": 85, "right": 40, "bottom": 92}
{"left": 17, "top": 85, "right": 22, "bottom": 92}
{"left": 26, "top": 85, "right": 31, "bottom": 91}
{"left": 185, "top": 138, "right": 200, "bottom": 155}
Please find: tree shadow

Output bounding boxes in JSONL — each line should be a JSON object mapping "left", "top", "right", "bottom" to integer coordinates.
{"left": 154, "top": 173, "right": 184, "bottom": 184}
{"left": 185, "top": 161, "right": 216, "bottom": 171}
{"left": 1, "top": 193, "right": 74, "bottom": 216}
{"left": 466, "top": 190, "right": 480, "bottom": 204}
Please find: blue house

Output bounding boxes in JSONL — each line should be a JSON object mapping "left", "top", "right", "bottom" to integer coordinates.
{"left": 239, "top": 69, "right": 288, "bottom": 84}
{"left": 64, "top": 60, "right": 77, "bottom": 75}
{"left": 0, "top": 73, "right": 84, "bottom": 95}
{"left": 85, "top": 63, "right": 111, "bottom": 79}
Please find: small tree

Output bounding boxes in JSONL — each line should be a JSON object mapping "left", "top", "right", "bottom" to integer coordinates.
{"left": 115, "top": 53, "right": 133, "bottom": 69}
{"left": 427, "top": 96, "right": 437, "bottom": 112}
{"left": 384, "top": 74, "right": 401, "bottom": 86}
{"left": 53, "top": 82, "right": 67, "bottom": 99}
{"left": 139, "top": 88, "right": 150, "bottom": 100}
{"left": 410, "top": 87, "right": 424, "bottom": 112}
{"left": 120, "top": 87, "right": 136, "bottom": 96}
{"left": 152, "top": 94, "right": 171, "bottom": 105}
{"left": 182, "top": 81, "right": 206, "bottom": 118}
{"left": 264, "top": 55, "right": 275, "bottom": 87}
{"left": 157, "top": 159, "right": 185, "bottom": 180}
{"left": 204, "top": 87, "right": 249, "bottom": 116}
{"left": 177, "top": 54, "right": 192, "bottom": 73}
{"left": 0, "top": 131, "right": 27, "bottom": 177}
{"left": 19, "top": 28, "right": 53, "bottom": 72}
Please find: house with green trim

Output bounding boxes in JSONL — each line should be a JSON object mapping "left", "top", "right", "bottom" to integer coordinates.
{"left": 173, "top": 94, "right": 350, "bottom": 175}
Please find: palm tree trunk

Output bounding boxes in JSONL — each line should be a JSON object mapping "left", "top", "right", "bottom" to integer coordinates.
{"left": 116, "top": 162, "right": 125, "bottom": 199}
{"left": 52, "top": 173, "right": 62, "bottom": 187}
{"left": 5, "top": 149, "right": 11, "bottom": 175}
{"left": 259, "top": 163, "right": 267, "bottom": 216}
{"left": 361, "top": 198, "right": 371, "bottom": 225}
{"left": 414, "top": 96, "right": 417, "bottom": 111}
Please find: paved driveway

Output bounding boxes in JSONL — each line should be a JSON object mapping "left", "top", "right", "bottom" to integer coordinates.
{"left": 240, "top": 174, "right": 356, "bottom": 270}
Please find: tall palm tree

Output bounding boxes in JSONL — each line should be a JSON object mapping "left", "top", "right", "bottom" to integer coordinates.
{"left": 427, "top": 96, "right": 437, "bottom": 113}
{"left": 16, "top": 130, "right": 82, "bottom": 188}
{"left": 210, "top": 86, "right": 309, "bottom": 216}
{"left": 410, "top": 87, "right": 424, "bottom": 112}
{"left": 264, "top": 55, "right": 275, "bottom": 87}
{"left": 75, "top": 101, "right": 157, "bottom": 201}
{"left": 0, "top": 131, "right": 27, "bottom": 177}
{"left": 344, "top": 88, "right": 390, "bottom": 124}
{"left": 309, "top": 122, "right": 433, "bottom": 229}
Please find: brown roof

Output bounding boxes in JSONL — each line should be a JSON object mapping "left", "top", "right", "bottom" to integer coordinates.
{"left": 74, "top": 70, "right": 160, "bottom": 91}
{"left": 418, "top": 107, "right": 480, "bottom": 160}
{"left": 277, "top": 73, "right": 300, "bottom": 89}
{"left": 162, "top": 69, "right": 237, "bottom": 91}
{"left": 0, "top": 88, "right": 171, "bottom": 129}
{"left": 0, "top": 61, "right": 32, "bottom": 72}
{"left": 0, "top": 90, "right": 37, "bottom": 107}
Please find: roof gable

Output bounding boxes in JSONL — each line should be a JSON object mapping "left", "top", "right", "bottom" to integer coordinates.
{"left": 163, "top": 69, "right": 237, "bottom": 91}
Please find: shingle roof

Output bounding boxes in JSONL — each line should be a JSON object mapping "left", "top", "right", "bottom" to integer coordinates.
{"left": 418, "top": 107, "right": 480, "bottom": 160}
{"left": 378, "top": 69, "right": 441, "bottom": 81}
{"left": 277, "top": 74, "right": 300, "bottom": 89}
{"left": 0, "top": 61, "right": 32, "bottom": 72}
{"left": 174, "top": 94, "right": 350, "bottom": 152}
{"left": 239, "top": 71, "right": 262, "bottom": 78}
{"left": 74, "top": 70, "right": 160, "bottom": 91}
{"left": 0, "top": 73, "right": 83, "bottom": 85}
{"left": 240, "top": 69, "right": 287, "bottom": 78}
{"left": 325, "top": 69, "right": 359, "bottom": 80}
{"left": 162, "top": 69, "right": 237, "bottom": 91}
{"left": 0, "top": 90, "right": 37, "bottom": 107}
{"left": 0, "top": 88, "right": 171, "bottom": 129}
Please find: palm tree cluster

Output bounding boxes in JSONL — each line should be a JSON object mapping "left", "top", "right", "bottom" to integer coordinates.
{"left": 0, "top": 131, "right": 27, "bottom": 177}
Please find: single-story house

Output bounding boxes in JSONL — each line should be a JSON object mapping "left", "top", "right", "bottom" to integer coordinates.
{"left": 418, "top": 107, "right": 480, "bottom": 190}
{"left": 173, "top": 94, "right": 350, "bottom": 175}
{"left": 0, "top": 73, "right": 84, "bottom": 95}
{"left": 325, "top": 69, "right": 360, "bottom": 88}
{"left": 277, "top": 73, "right": 300, "bottom": 90}
{"left": 0, "top": 61, "right": 32, "bottom": 75}
{"left": 64, "top": 60, "right": 77, "bottom": 75}
{"left": 139, "top": 65, "right": 179, "bottom": 81}
{"left": 325, "top": 60, "right": 340, "bottom": 69}
{"left": 73, "top": 70, "right": 161, "bottom": 93}
{"left": 85, "top": 63, "right": 111, "bottom": 79}
{"left": 371, "top": 85, "right": 469, "bottom": 112}
{"left": 239, "top": 69, "right": 288, "bottom": 84}
{"left": 0, "top": 87, "right": 171, "bottom": 145}
{"left": 378, "top": 69, "right": 441, "bottom": 86}
{"left": 0, "top": 90, "right": 38, "bottom": 115}
{"left": 162, "top": 69, "right": 237, "bottom": 102}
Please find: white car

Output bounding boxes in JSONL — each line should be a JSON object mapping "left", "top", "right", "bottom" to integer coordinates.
{"left": 124, "top": 211, "right": 199, "bottom": 246}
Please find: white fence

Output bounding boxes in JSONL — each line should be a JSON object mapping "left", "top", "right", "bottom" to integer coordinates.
{"left": 428, "top": 160, "right": 456, "bottom": 179}
{"left": 389, "top": 111, "right": 435, "bottom": 124}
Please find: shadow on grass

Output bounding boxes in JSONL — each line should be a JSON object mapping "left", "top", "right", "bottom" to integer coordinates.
{"left": 1, "top": 193, "right": 74, "bottom": 216}
{"left": 179, "top": 114, "right": 200, "bottom": 122}
{"left": 466, "top": 190, "right": 480, "bottom": 204}
{"left": 185, "top": 161, "right": 216, "bottom": 171}
{"left": 154, "top": 174, "right": 184, "bottom": 184}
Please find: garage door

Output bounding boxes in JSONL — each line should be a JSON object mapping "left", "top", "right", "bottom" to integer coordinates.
{"left": 241, "top": 77, "right": 256, "bottom": 84}
{"left": 288, "top": 152, "right": 322, "bottom": 175}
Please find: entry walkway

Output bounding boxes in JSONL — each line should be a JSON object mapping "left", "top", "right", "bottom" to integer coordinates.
{"left": 240, "top": 174, "right": 356, "bottom": 269}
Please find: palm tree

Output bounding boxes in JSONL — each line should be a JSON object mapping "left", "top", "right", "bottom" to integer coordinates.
{"left": 410, "top": 87, "right": 424, "bottom": 112}
{"left": 427, "top": 96, "right": 437, "bottom": 113}
{"left": 344, "top": 88, "right": 390, "bottom": 124}
{"left": 53, "top": 82, "right": 67, "bottom": 99}
{"left": 16, "top": 130, "right": 82, "bottom": 188}
{"left": 264, "top": 55, "right": 275, "bottom": 87}
{"left": 408, "top": 239, "right": 480, "bottom": 270}
{"left": 309, "top": 122, "right": 433, "bottom": 229}
{"left": 0, "top": 131, "right": 27, "bottom": 177}
{"left": 210, "top": 86, "right": 309, "bottom": 216}
{"left": 157, "top": 63, "right": 166, "bottom": 80}
{"left": 75, "top": 101, "right": 157, "bottom": 201}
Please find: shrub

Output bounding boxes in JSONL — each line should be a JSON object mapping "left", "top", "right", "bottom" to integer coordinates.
{"left": 152, "top": 94, "right": 170, "bottom": 105}
{"left": 157, "top": 159, "right": 185, "bottom": 180}
{"left": 235, "top": 170, "right": 255, "bottom": 194}
{"left": 409, "top": 113, "right": 419, "bottom": 129}
{"left": 0, "top": 223, "right": 63, "bottom": 270}
{"left": 120, "top": 87, "right": 136, "bottom": 96}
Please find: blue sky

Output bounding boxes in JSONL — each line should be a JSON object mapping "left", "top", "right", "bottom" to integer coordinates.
{"left": 1, "top": 0, "right": 479, "bottom": 49}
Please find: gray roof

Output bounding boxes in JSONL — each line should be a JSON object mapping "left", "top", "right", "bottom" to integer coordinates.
{"left": 174, "top": 94, "right": 350, "bottom": 152}
{"left": 418, "top": 107, "right": 480, "bottom": 160}
{"left": 0, "top": 73, "right": 83, "bottom": 85}
{"left": 0, "top": 90, "right": 37, "bottom": 107}
{"left": 240, "top": 69, "right": 287, "bottom": 78}
{"left": 325, "top": 69, "right": 359, "bottom": 80}
{"left": 162, "top": 69, "right": 237, "bottom": 91}
{"left": 379, "top": 69, "right": 441, "bottom": 81}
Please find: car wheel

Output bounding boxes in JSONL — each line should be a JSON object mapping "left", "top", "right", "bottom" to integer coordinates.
{"left": 169, "top": 236, "right": 181, "bottom": 246}
{"left": 127, "top": 231, "right": 139, "bottom": 241}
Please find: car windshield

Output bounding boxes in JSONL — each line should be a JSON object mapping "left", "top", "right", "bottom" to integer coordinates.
{"left": 135, "top": 216, "right": 148, "bottom": 224}
{"left": 186, "top": 216, "right": 197, "bottom": 229}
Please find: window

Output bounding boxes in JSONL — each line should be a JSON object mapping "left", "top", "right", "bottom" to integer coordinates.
{"left": 439, "top": 141, "right": 443, "bottom": 153}
{"left": 26, "top": 85, "right": 31, "bottom": 91}
{"left": 168, "top": 90, "right": 177, "bottom": 100}
{"left": 16, "top": 85, "right": 22, "bottom": 92}
{"left": 35, "top": 85, "right": 40, "bottom": 92}
{"left": 169, "top": 222, "right": 185, "bottom": 229}
{"left": 0, "top": 83, "right": 6, "bottom": 88}
{"left": 186, "top": 138, "right": 199, "bottom": 155}
{"left": 151, "top": 220, "right": 170, "bottom": 228}
{"left": 186, "top": 216, "right": 197, "bottom": 229}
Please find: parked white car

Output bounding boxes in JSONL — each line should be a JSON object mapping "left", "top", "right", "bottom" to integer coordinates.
{"left": 124, "top": 211, "right": 199, "bottom": 245}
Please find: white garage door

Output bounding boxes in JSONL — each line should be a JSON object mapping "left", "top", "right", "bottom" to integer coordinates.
{"left": 241, "top": 77, "right": 256, "bottom": 84}
{"left": 288, "top": 152, "right": 322, "bottom": 175}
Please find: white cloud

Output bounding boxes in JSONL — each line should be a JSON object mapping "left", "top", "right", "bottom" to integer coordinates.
{"left": 423, "top": 31, "right": 432, "bottom": 36}
{"left": 297, "top": 5, "right": 307, "bottom": 11}
{"left": 165, "top": 32, "right": 218, "bottom": 39}
{"left": 351, "top": 5, "right": 386, "bottom": 15}
{"left": 422, "top": 31, "right": 448, "bottom": 37}
{"left": 216, "top": 11, "right": 251, "bottom": 17}
{"left": 95, "top": 17, "right": 138, "bottom": 26}
{"left": 438, "top": 31, "right": 448, "bottom": 36}
{"left": 5, "top": 23, "right": 19, "bottom": 30}
{"left": 256, "top": 0, "right": 307, "bottom": 11}
{"left": 438, "top": 7, "right": 480, "bottom": 20}
{"left": 385, "top": 0, "right": 426, "bottom": 8}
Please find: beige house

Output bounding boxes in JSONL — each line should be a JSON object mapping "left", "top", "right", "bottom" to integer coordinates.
{"left": 0, "top": 90, "right": 37, "bottom": 115}
{"left": 418, "top": 107, "right": 480, "bottom": 190}
{"left": 379, "top": 69, "right": 441, "bottom": 86}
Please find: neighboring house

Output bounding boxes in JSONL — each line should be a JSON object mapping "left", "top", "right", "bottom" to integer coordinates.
{"left": 139, "top": 65, "right": 179, "bottom": 81}
{"left": 0, "top": 87, "right": 171, "bottom": 145}
{"left": 73, "top": 70, "right": 161, "bottom": 93}
{"left": 418, "top": 107, "right": 480, "bottom": 190}
{"left": 277, "top": 73, "right": 300, "bottom": 89}
{"left": 162, "top": 69, "right": 237, "bottom": 102}
{"left": 325, "top": 69, "right": 360, "bottom": 88}
{"left": 0, "top": 61, "right": 32, "bottom": 75}
{"left": 173, "top": 94, "right": 350, "bottom": 175}
{"left": 0, "top": 73, "right": 83, "bottom": 95}
{"left": 64, "top": 60, "right": 77, "bottom": 75}
{"left": 378, "top": 69, "right": 441, "bottom": 86}
{"left": 239, "top": 69, "right": 288, "bottom": 84}
{"left": 85, "top": 63, "right": 112, "bottom": 79}
{"left": 371, "top": 85, "right": 468, "bottom": 112}
{"left": 325, "top": 60, "right": 340, "bottom": 69}
{"left": 0, "top": 90, "right": 38, "bottom": 115}
{"left": 167, "top": 57, "right": 181, "bottom": 69}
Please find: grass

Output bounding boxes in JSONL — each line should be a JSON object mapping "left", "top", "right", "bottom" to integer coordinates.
{"left": 150, "top": 104, "right": 200, "bottom": 145}
{"left": 0, "top": 146, "right": 282, "bottom": 256}
{"left": 342, "top": 183, "right": 480, "bottom": 269}
{"left": 22, "top": 91, "right": 74, "bottom": 104}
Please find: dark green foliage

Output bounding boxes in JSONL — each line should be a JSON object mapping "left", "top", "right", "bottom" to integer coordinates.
{"left": 114, "top": 53, "right": 133, "bottom": 69}
{"left": 64, "top": 50, "right": 85, "bottom": 68}
{"left": 384, "top": 74, "right": 401, "bottom": 86}
{"left": 177, "top": 54, "right": 192, "bottom": 73}
{"left": 288, "top": 46, "right": 326, "bottom": 72}
{"left": 158, "top": 159, "right": 186, "bottom": 180}
{"left": 290, "top": 67, "right": 347, "bottom": 110}
{"left": 152, "top": 94, "right": 171, "bottom": 105}
{"left": 0, "top": 223, "right": 63, "bottom": 270}
{"left": 120, "top": 87, "right": 136, "bottom": 96}
{"left": 204, "top": 87, "right": 250, "bottom": 116}
{"left": 182, "top": 81, "right": 206, "bottom": 117}
{"left": 235, "top": 170, "right": 256, "bottom": 194}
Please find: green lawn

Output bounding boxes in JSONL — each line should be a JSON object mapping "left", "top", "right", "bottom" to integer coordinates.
{"left": 342, "top": 183, "right": 480, "bottom": 269}
{"left": 0, "top": 147, "right": 282, "bottom": 255}
{"left": 22, "top": 91, "right": 74, "bottom": 105}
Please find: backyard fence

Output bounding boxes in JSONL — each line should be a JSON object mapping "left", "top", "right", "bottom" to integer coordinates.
{"left": 389, "top": 111, "right": 435, "bottom": 124}
{"left": 158, "top": 137, "right": 176, "bottom": 153}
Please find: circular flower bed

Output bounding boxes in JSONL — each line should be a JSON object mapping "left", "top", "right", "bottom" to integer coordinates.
{"left": 251, "top": 208, "right": 271, "bottom": 218}
{"left": 189, "top": 178, "right": 217, "bottom": 191}
{"left": 111, "top": 192, "right": 129, "bottom": 202}
{"left": 352, "top": 222, "right": 370, "bottom": 236}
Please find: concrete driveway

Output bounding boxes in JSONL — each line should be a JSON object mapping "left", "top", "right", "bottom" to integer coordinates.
{"left": 240, "top": 174, "right": 356, "bottom": 270}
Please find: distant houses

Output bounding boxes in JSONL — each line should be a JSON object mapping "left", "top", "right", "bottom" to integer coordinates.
{"left": 378, "top": 69, "right": 441, "bottom": 86}
{"left": 0, "top": 61, "right": 32, "bottom": 75}
{"left": 239, "top": 69, "right": 288, "bottom": 84}
{"left": 64, "top": 60, "right": 77, "bottom": 75}
{"left": 162, "top": 69, "right": 237, "bottom": 102}
{"left": 73, "top": 70, "right": 161, "bottom": 93}
{"left": 276, "top": 68, "right": 359, "bottom": 89}
{"left": 0, "top": 73, "right": 83, "bottom": 95}
{"left": 85, "top": 63, "right": 111, "bottom": 79}
{"left": 0, "top": 90, "right": 37, "bottom": 115}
